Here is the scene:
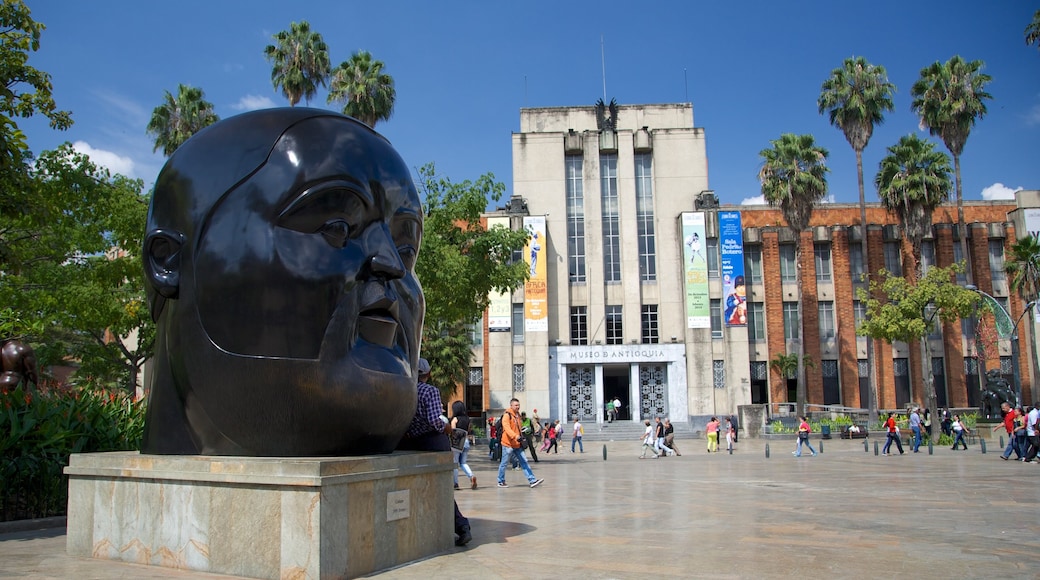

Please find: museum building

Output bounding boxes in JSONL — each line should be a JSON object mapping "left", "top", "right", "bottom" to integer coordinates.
{"left": 463, "top": 102, "right": 1034, "bottom": 427}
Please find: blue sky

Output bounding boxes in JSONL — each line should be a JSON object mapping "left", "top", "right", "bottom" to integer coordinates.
{"left": 22, "top": 1, "right": 1040, "bottom": 207}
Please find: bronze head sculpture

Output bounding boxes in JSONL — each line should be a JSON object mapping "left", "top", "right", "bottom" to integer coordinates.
{"left": 142, "top": 108, "right": 424, "bottom": 456}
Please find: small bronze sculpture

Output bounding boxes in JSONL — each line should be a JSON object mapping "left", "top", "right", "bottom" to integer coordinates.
{"left": 142, "top": 108, "right": 424, "bottom": 456}
{"left": 0, "top": 338, "right": 38, "bottom": 392}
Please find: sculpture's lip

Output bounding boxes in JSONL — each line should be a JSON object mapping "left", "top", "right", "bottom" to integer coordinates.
{"left": 358, "top": 309, "right": 398, "bottom": 348}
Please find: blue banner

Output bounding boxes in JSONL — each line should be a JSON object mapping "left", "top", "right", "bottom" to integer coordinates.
{"left": 719, "top": 212, "right": 746, "bottom": 326}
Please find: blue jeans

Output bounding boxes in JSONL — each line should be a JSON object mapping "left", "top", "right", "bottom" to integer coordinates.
{"left": 912, "top": 426, "right": 922, "bottom": 452}
{"left": 952, "top": 430, "right": 967, "bottom": 449}
{"left": 453, "top": 440, "right": 473, "bottom": 484}
{"left": 794, "top": 437, "right": 816, "bottom": 456}
{"left": 572, "top": 435, "right": 583, "bottom": 453}
{"left": 883, "top": 432, "right": 904, "bottom": 454}
{"left": 498, "top": 446, "right": 537, "bottom": 484}
{"left": 1001, "top": 433, "right": 1020, "bottom": 458}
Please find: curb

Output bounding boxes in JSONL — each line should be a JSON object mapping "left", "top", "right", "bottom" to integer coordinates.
{"left": 0, "top": 516, "right": 67, "bottom": 535}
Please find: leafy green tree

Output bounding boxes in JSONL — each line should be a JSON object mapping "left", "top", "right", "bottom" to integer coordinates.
{"left": 818, "top": 56, "right": 895, "bottom": 423}
{"left": 910, "top": 56, "right": 992, "bottom": 284}
{"left": 758, "top": 133, "right": 829, "bottom": 417}
{"left": 414, "top": 163, "right": 529, "bottom": 399}
{"left": 0, "top": 0, "right": 71, "bottom": 175}
{"left": 145, "top": 84, "right": 219, "bottom": 157}
{"left": 1027, "top": 9, "right": 1040, "bottom": 50}
{"left": 0, "top": 145, "right": 150, "bottom": 393}
{"left": 875, "top": 133, "right": 952, "bottom": 426}
{"left": 264, "top": 20, "right": 331, "bottom": 107}
{"left": 1005, "top": 234, "right": 1040, "bottom": 402}
{"left": 857, "top": 265, "right": 979, "bottom": 414}
{"left": 327, "top": 50, "right": 395, "bottom": 128}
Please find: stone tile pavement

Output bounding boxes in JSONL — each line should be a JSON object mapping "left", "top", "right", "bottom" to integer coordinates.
{"left": 3, "top": 437, "right": 1039, "bottom": 579}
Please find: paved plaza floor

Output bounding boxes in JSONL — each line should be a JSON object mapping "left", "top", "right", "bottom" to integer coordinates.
{"left": 2, "top": 437, "right": 1040, "bottom": 579}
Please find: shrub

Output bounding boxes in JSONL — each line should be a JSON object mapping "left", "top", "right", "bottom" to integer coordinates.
{"left": 0, "top": 382, "right": 144, "bottom": 521}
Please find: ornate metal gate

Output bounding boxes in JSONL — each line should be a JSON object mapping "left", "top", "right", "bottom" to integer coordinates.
{"left": 567, "top": 366, "right": 595, "bottom": 420}
{"left": 639, "top": 364, "right": 667, "bottom": 419}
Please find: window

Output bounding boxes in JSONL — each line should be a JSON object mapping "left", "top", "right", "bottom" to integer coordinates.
{"left": 858, "top": 359, "right": 871, "bottom": 409}
{"left": 884, "top": 241, "right": 902, "bottom": 276}
{"left": 466, "top": 367, "right": 483, "bottom": 412}
{"left": 962, "top": 316, "right": 977, "bottom": 344}
{"left": 635, "top": 153, "right": 656, "bottom": 282}
{"left": 565, "top": 155, "right": 586, "bottom": 283}
{"left": 783, "top": 302, "right": 799, "bottom": 340}
{"left": 814, "top": 243, "right": 832, "bottom": 282}
{"left": 818, "top": 301, "right": 835, "bottom": 338}
{"left": 707, "top": 238, "right": 720, "bottom": 278}
{"left": 933, "top": 357, "right": 948, "bottom": 407}
{"left": 467, "top": 316, "right": 483, "bottom": 346}
{"left": 747, "top": 302, "right": 765, "bottom": 341}
{"left": 921, "top": 240, "right": 936, "bottom": 275}
{"left": 745, "top": 246, "right": 763, "bottom": 284}
{"left": 512, "top": 303, "right": 524, "bottom": 343}
{"left": 853, "top": 300, "right": 867, "bottom": 330}
{"left": 822, "top": 360, "right": 840, "bottom": 405}
{"left": 780, "top": 244, "right": 797, "bottom": 283}
{"left": 953, "top": 240, "right": 967, "bottom": 284}
{"left": 512, "top": 364, "right": 525, "bottom": 392}
{"left": 989, "top": 239, "right": 1006, "bottom": 281}
{"left": 849, "top": 243, "right": 864, "bottom": 281}
{"left": 710, "top": 299, "right": 723, "bottom": 339}
{"left": 606, "top": 305, "right": 623, "bottom": 345}
{"left": 713, "top": 360, "right": 726, "bottom": 389}
{"left": 641, "top": 305, "right": 659, "bottom": 344}
{"left": 570, "top": 306, "right": 588, "bottom": 345}
{"left": 600, "top": 154, "right": 620, "bottom": 283}
{"left": 894, "top": 357, "right": 909, "bottom": 407}
{"left": 925, "top": 303, "right": 942, "bottom": 339}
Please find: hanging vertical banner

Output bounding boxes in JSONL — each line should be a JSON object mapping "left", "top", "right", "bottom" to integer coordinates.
{"left": 681, "top": 212, "right": 709, "bottom": 328}
{"left": 487, "top": 216, "right": 512, "bottom": 332}
{"left": 524, "top": 215, "right": 547, "bottom": 332}
{"left": 719, "top": 211, "right": 747, "bottom": 326}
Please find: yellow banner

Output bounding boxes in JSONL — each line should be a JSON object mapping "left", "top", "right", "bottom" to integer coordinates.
{"left": 524, "top": 215, "right": 547, "bottom": 332}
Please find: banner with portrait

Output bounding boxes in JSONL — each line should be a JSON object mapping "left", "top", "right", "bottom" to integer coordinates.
{"left": 719, "top": 211, "right": 746, "bottom": 326}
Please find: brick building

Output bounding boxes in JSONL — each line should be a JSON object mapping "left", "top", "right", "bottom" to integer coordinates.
{"left": 467, "top": 102, "right": 1033, "bottom": 426}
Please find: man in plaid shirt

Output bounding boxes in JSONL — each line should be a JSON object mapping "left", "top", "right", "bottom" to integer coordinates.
{"left": 397, "top": 358, "right": 472, "bottom": 546}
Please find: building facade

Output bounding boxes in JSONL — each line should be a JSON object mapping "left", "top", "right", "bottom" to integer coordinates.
{"left": 468, "top": 102, "right": 1033, "bottom": 426}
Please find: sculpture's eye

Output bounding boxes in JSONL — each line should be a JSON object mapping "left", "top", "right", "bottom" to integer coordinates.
{"left": 320, "top": 219, "right": 351, "bottom": 249}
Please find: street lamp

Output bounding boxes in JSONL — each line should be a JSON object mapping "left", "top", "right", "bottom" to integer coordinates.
{"left": 965, "top": 284, "right": 1037, "bottom": 407}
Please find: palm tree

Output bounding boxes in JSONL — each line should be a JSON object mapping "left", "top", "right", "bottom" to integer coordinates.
{"left": 146, "top": 84, "right": 219, "bottom": 157}
{"left": 1005, "top": 234, "right": 1040, "bottom": 404}
{"left": 264, "top": 21, "right": 331, "bottom": 107}
{"left": 759, "top": 133, "right": 829, "bottom": 418}
{"left": 910, "top": 56, "right": 992, "bottom": 284}
{"left": 818, "top": 56, "right": 895, "bottom": 423}
{"left": 1026, "top": 9, "right": 1040, "bottom": 50}
{"left": 327, "top": 50, "right": 396, "bottom": 128}
{"left": 875, "top": 133, "right": 952, "bottom": 430}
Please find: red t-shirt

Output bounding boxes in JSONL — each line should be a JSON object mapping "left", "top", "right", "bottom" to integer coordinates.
{"left": 1002, "top": 412, "right": 1015, "bottom": 434}
{"left": 886, "top": 417, "right": 897, "bottom": 433}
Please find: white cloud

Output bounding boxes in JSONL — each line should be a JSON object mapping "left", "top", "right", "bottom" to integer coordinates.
{"left": 232, "top": 94, "right": 276, "bottom": 111}
{"left": 72, "top": 141, "right": 136, "bottom": 178}
{"left": 980, "top": 182, "right": 1022, "bottom": 201}
{"left": 1026, "top": 103, "right": 1040, "bottom": 127}
{"left": 741, "top": 194, "right": 766, "bottom": 205}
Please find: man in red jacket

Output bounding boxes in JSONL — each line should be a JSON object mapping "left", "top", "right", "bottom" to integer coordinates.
{"left": 497, "top": 398, "right": 545, "bottom": 488}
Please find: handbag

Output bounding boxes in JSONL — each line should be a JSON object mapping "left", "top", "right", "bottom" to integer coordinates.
{"left": 450, "top": 428, "right": 468, "bottom": 452}
{"left": 520, "top": 436, "right": 529, "bottom": 450}
{"left": 798, "top": 431, "right": 809, "bottom": 441}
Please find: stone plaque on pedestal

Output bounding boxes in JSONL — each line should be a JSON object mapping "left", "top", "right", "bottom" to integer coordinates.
{"left": 65, "top": 451, "right": 454, "bottom": 579}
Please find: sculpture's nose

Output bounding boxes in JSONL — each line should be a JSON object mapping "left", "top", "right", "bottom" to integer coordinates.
{"left": 364, "top": 225, "right": 406, "bottom": 281}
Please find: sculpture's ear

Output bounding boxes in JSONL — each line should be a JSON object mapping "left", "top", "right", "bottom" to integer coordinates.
{"left": 144, "top": 230, "right": 185, "bottom": 319}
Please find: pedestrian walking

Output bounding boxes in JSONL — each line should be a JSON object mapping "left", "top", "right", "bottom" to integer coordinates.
{"left": 792, "top": 416, "right": 816, "bottom": 457}
{"left": 496, "top": 398, "right": 544, "bottom": 489}
{"left": 881, "top": 412, "right": 904, "bottom": 455}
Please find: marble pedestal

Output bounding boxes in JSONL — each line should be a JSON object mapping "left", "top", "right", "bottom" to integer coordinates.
{"left": 64, "top": 451, "right": 454, "bottom": 579}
